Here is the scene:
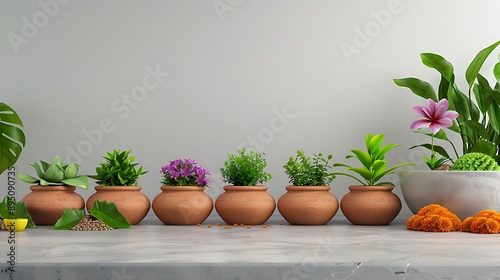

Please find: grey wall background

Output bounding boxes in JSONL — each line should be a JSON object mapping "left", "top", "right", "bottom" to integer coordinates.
{"left": 1, "top": 0, "right": 499, "bottom": 218}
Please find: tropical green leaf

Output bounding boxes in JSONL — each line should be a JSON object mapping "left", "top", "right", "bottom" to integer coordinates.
{"left": 89, "top": 200, "right": 132, "bottom": 229}
{"left": 0, "top": 196, "right": 36, "bottom": 228}
{"left": 346, "top": 167, "right": 372, "bottom": 182}
{"left": 487, "top": 104, "right": 500, "bottom": 134}
{"left": 349, "top": 150, "right": 371, "bottom": 169}
{"left": 16, "top": 173, "right": 39, "bottom": 184}
{"left": 53, "top": 208, "right": 86, "bottom": 230}
{"left": 461, "top": 120, "right": 489, "bottom": 139}
{"left": 470, "top": 140, "right": 497, "bottom": 157}
{"left": 438, "top": 75, "right": 452, "bottom": 101}
{"left": 409, "top": 143, "right": 452, "bottom": 159}
{"left": 0, "top": 103, "right": 25, "bottom": 175}
{"left": 494, "top": 62, "right": 500, "bottom": 84}
{"left": 61, "top": 176, "right": 89, "bottom": 190}
{"left": 421, "top": 53, "right": 455, "bottom": 82}
{"left": 368, "top": 134, "right": 384, "bottom": 153}
{"left": 377, "top": 144, "right": 400, "bottom": 159}
{"left": 466, "top": 40, "right": 500, "bottom": 87}
{"left": 31, "top": 162, "right": 45, "bottom": 180}
{"left": 393, "top": 78, "right": 437, "bottom": 101}
{"left": 330, "top": 172, "right": 366, "bottom": 185}
{"left": 413, "top": 128, "right": 450, "bottom": 141}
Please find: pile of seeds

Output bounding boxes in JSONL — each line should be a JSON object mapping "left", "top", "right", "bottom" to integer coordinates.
{"left": 71, "top": 215, "right": 113, "bottom": 231}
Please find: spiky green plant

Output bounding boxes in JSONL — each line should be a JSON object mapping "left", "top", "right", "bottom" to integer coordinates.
{"left": 333, "top": 133, "right": 415, "bottom": 186}
{"left": 451, "top": 152, "right": 500, "bottom": 171}
{"left": 89, "top": 149, "right": 147, "bottom": 186}
{"left": 16, "top": 156, "right": 88, "bottom": 189}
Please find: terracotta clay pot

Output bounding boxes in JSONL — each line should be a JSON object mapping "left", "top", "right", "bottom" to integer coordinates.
{"left": 152, "top": 186, "right": 213, "bottom": 225}
{"left": 277, "top": 186, "right": 339, "bottom": 225}
{"left": 215, "top": 185, "right": 276, "bottom": 225}
{"left": 340, "top": 185, "right": 401, "bottom": 225}
{"left": 22, "top": 186, "right": 85, "bottom": 226}
{"left": 86, "top": 186, "right": 150, "bottom": 225}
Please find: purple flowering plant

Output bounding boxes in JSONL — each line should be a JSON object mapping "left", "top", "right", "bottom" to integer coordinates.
{"left": 160, "top": 159, "right": 211, "bottom": 187}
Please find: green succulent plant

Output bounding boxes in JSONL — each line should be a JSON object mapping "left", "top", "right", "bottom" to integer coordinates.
{"left": 16, "top": 156, "right": 89, "bottom": 189}
{"left": 451, "top": 152, "right": 500, "bottom": 171}
{"left": 89, "top": 149, "right": 147, "bottom": 186}
{"left": 284, "top": 150, "right": 335, "bottom": 186}
{"left": 333, "top": 133, "right": 415, "bottom": 186}
{"left": 220, "top": 148, "right": 272, "bottom": 186}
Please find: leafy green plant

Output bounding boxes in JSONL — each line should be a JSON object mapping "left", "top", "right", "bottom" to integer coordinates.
{"left": 284, "top": 150, "right": 335, "bottom": 186}
{"left": 451, "top": 152, "right": 500, "bottom": 171}
{"left": 53, "top": 208, "right": 85, "bottom": 230}
{"left": 89, "top": 149, "right": 147, "bottom": 186}
{"left": 16, "top": 156, "right": 89, "bottom": 189}
{"left": 54, "top": 200, "right": 132, "bottom": 230}
{"left": 0, "top": 103, "right": 25, "bottom": 175}
{"left": 220, "top": 148, "right": 273, "bottom": 186}
{"left": 394, "top": 40, "right": 500, "bottom": 165}
{"left": 0, "top": 196, "right": 35, "bottom": 228}
{"left": 333, "top": 133, "right": 415, "bottom": 186}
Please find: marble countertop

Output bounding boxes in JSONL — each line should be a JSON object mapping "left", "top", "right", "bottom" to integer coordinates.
{"left": 2, "top": 214, "right": 500, "bottom": 280}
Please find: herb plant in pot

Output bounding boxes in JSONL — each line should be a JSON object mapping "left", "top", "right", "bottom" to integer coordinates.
{"left": 215, "top": 148, "right": 275, "bottom": 225}
{"left": 333, "top": 133, "right": 414, "bottom": 225}
{"left": 16, "top": 156, "right": 88, "bottom": 225}
{"left": 278, "top": 150, "right": 338, "bottom": 225}
{"left": 394, "top": 40, "right": 500, "bottom": 219}
{"left": 152, "top": 158, "right": 213, "bottom": 225}
{"left": 87, "top": 149, "right": 150, "bottom": 225}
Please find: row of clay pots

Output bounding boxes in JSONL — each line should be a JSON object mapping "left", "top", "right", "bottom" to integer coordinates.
{"left": 21, "top": 185, "right": 402, "bottom": 226}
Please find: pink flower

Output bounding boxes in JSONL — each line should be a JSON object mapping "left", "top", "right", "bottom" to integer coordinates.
{"left": 410, "top": 99, "right": 458, "bottom": 134}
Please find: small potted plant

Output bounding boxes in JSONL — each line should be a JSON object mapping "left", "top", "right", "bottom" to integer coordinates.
{"left": 0, "top": 196, "right": 36, "bottom": 231}
{"left": 394, "top": 40, "right": 500, "bottom": 219}
{"left": 215, "top": 148, "right": 275, "bottom": 225}
{"left": 87, "top": 149, "right": 150, "bottom": 225}
{"left": 16, "top": 156, "right": 88, "bottom": 225}
{"left": 278, "top": 150, "right": 339, "bottom": 225}
{"left": 152, "top": 158, "right": 213, "bottom": 225}
{"left": 333, "top": 133, "right": 414, "bottom": 225}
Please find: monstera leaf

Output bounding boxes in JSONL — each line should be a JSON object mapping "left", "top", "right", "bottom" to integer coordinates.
{"left": 0, "top": 103, "right": 25, "bottom": 175}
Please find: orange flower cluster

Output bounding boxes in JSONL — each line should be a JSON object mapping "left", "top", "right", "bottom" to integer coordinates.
{"left": 407, "top": 204, "right": 461, "bottom": 232}
{"left": 462, "top": 210, "right": 500, "bottom": 234}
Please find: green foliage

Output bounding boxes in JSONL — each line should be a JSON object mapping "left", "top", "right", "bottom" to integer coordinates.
{"left": 451, "top": 152, "right": 500, "bottom": 171}
{"left": 0, "top": 103, "right": 25, "bottom": 176}
{"left": 89, "top": 200, "right": 132, "bottom": 229}
{"left": 89, "top": 149, "right": 147, "bottom": 186}
{"left": 220, "top": 148, "right": 273, "bottom": 186}
{"left": 53, "top": 208, "right": 86, "bottom": 230}
{"left": 333, "top": 133, "right": 415, "bottom": 186}
{"left": 0, "top": 196, "right": 36, "bottom": 228}
{"left": 53, "top": 200, "right": 132, "bottom": 230}
{"left": 394, "top": 40, "right": 500, "bottom": 164}
{"left": 16, "top": 156, "right": 89, "bottom": 189}
{"left": 283, "top": 150, "right": 335, "bottom": 186}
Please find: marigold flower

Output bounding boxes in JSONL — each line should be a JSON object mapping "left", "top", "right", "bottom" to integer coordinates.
{"left": 407, "top": 204, "right": 461, "bottom": 232}
{"left": 462, "top": 210, "right": 500, "bottom": 234}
